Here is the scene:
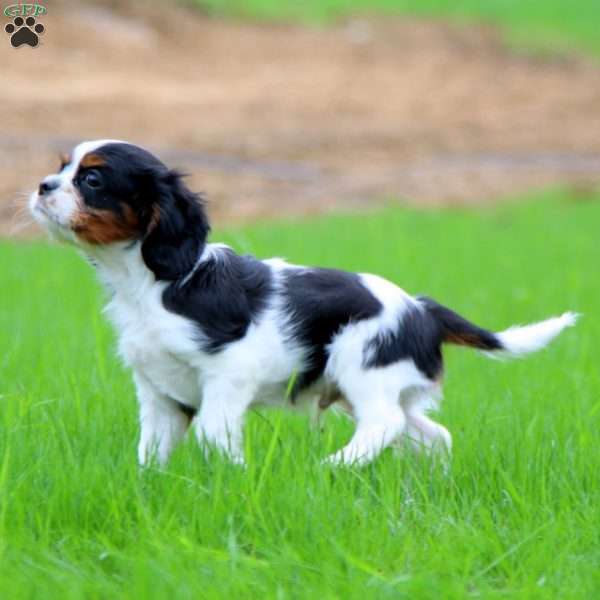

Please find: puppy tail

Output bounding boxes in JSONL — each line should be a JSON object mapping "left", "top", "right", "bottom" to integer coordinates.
{"left": 420, "top": 297, "right": 578, "bottom": 358}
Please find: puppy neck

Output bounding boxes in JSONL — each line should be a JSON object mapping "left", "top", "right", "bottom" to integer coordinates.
{"left": 82, "top": 241, "right": 155, "bottom": 296}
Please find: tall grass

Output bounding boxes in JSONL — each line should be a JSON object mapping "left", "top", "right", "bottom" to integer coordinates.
{"left": 1, "top": 193, "right": 599, "bottom": 598}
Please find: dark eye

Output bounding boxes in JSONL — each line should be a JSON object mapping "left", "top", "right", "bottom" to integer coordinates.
{"left": 83, "top": 170, "right": 103, "bottom": 189}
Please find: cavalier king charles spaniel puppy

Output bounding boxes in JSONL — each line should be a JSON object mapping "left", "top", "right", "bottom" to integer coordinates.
{"left": 30, "top": 140, "right": 577, "bottom": 466}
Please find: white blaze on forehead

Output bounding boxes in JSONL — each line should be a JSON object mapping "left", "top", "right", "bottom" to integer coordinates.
{"left": 65, "top": 139, "right": 128, "bottom": 175}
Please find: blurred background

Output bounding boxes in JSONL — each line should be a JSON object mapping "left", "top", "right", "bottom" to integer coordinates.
{"left": 2, "top": 0, "right": 600, "bottom": 236}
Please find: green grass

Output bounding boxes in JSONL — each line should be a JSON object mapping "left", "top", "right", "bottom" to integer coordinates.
{"left": 193, "top": 0, "right": 600, "bottom": 56}
{"left": 1, "top": 193, "right": 599, "bottom": 598}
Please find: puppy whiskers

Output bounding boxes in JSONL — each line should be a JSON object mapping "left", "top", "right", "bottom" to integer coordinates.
{"left": 8, "top": 193, "right": 36, "bottom": 237}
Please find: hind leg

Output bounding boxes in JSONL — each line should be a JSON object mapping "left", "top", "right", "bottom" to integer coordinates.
{"left": 404, "top": 387, "right": 451, "bottom": 455}
{"left": 405, "top": 412, "right": 452, "bottom": 454}
{"left": 399, "top": 386, "right": 452, "bottom": 455}
{"left": 323, "top": 370, "right": 407, "bottom": 466}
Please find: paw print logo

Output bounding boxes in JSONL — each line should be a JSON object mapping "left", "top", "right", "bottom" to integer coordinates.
{"left": 5, "top": 16, "right": 45, "bottom": 48}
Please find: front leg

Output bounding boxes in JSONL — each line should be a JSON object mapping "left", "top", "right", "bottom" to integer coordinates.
{"left": 134, "top": 371, "right": 192, "bottom": 467}
{"left": 194, "top": 377, "right": 256, "bottom": 465}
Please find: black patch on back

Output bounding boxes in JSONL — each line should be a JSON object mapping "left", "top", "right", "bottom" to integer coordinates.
{"left": 163, "top": 249, "right": 274, "bottom": 354}
{"left": 365, "top": 303, "right": 444, "bottom": 379}
{"left": 365, "top": 296, "right": 502, "bottom": 380}
{"left": 283, "top": 268, "right": 383, "bottom": 395}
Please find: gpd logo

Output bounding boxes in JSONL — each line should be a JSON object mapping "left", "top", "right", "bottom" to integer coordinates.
{"left": 4, "top": 3, "right": 46, "bottom": 48}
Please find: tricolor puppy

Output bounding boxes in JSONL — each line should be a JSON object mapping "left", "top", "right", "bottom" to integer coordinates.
{"left": 30, "top": 140, "right": 577, "bottom": 466}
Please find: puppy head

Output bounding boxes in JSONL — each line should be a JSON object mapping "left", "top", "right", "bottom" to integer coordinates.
{"left": 30, "top": 140, "right": 210, "bottom": 280}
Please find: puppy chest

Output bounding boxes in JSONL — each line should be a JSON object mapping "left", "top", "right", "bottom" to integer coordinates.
{"left": 111, "top": 299, "right": 202, "bottom": 406}
{"left": 119, "top": 329, "right": 201, "bottom": 405}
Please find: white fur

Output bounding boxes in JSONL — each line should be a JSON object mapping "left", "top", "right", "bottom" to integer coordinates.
{"left": 495, "top": 312, "right": 579, "bottom": 357}
{"left": 30, "top": 140, "right": 576, "bottom": 468}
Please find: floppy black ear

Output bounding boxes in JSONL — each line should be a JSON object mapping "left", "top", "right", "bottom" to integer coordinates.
{"left": 141, "top": 171, "right": 210, "bottom": 281}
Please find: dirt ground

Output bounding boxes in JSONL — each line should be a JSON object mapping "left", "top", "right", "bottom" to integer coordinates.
{"left": 2, "top": 1, "right": 600, "bottom": 236}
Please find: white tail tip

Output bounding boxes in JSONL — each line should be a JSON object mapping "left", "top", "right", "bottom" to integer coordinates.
{"left": 495, "top": 311, "right": 579, "bottom": 357}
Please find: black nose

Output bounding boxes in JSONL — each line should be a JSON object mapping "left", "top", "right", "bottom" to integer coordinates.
{"left": 39, "top": 179, "right": 59, "bottom": 195}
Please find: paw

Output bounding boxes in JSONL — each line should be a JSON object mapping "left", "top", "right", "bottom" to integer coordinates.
{"left": 322, "top": 449, "right": 365, "bottom": 467}
{"left": 5, "top": 16, "right": 45, "bottom": 48}
{"left": 199, "top": 441, "right": 246, "bottom": 467}
{"left": 138, "top": 446, "right": 167, "bottom": 468}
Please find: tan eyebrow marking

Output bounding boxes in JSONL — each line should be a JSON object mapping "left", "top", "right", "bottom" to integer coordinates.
{"left": 59, "top": 153, "right": 71, "bottom": 170}
{"left": 80, "top": 152, "right": 106, "bottom": 169}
